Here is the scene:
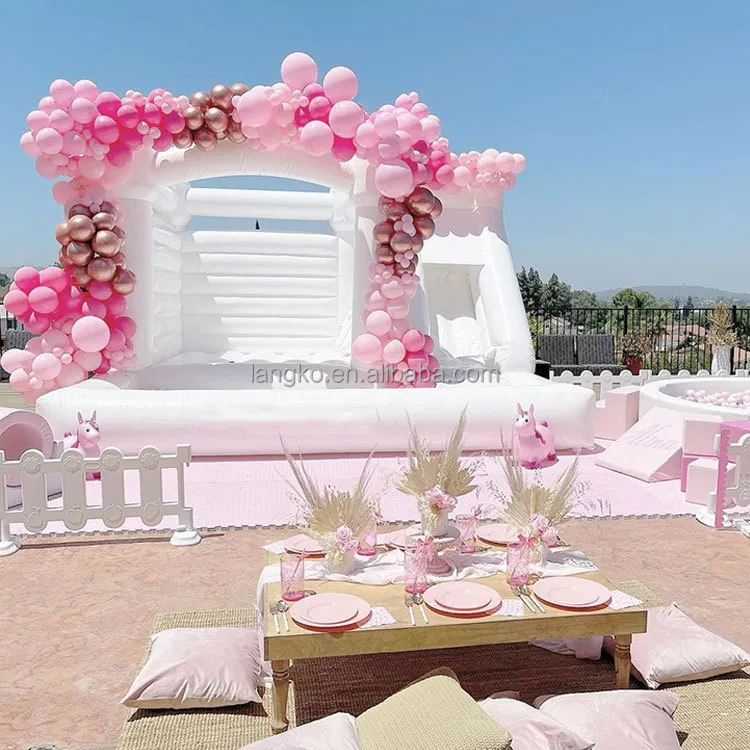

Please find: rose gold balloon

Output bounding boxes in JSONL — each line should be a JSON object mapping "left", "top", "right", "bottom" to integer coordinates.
{"left": 190, "top": 91, "right": 210, "bottom": 109}
{"left": 67, "top": 241, "right": 93, "bottom": 266}
{"left": 69, "top": 266, "right": 91, "bottom": 287}
{"left": 373, "top": 221, "right": 395, "bottom": 244}
{"left": 112, "top": 251, "right": 127, "bottom": 269}
{"left": 58, "top": 247, "right": 72, "bottom": 266}
{"left": 210, "top": 84, "right": 233, "bottom": 110}
{"left": 405, "top": 187, "right": 435, "bottom": 216}
{"left": 194, "top": 128, "right": 218, "bottom": 151}
{"left": 113, "top": 268, "right": 136, "bottom": 295}
{"left": 375, "top": 245, "right": 395, "bottom": 264}
{"left": 205, "top": 107, "right": 229, "bottom": 133}
{"left": 390, "top": 231, "right": 413, "bottom": 253}
{"left": 226, "top": 122, "right": 246, "bottom": 143}
{"left": 394, "top": 266, "right": 408, "bottom": 277}
{"left": 99, "top": 201, "right": 118, "bottom": 220}
{"left": 230, "top": 82, "right": 249, "bottom": 97}
{"left": 55, "top": 221, "right": 72, "bottom": 246}
{"left": 68, "top": 203, "right": 91, "bottom": 218}
{"left": 112, "top": 226, "right": 126, "bottom": 245}
{"left": 184, "top": 105, "right": 204, "bottom": 131}
{"left": 88, "top": 257, "right": 117, "bottom": 282}
{"left": 92, "top": 229, "right": 121, "bottom": 257}
{"left": 414, "top": 215, "right": 435, "bottom": 239}
{"left": 430, "top": 196, "right": 443, "bottom": 219}
{"left": 68, "top": 214, "right": 96, "bottom": 242}
{"left": 92, "top": 211, "right": 116, "bottom": 230}
{"left": 173, "top": 129, "right": 194, "bottom": 149}
{"left": 410, "top": 233, "right": 424, "bottom": 253}
{"left": 385, "top": 202, "right": 406, "bottom": 221}
{"left": 377, "top": 195, "right": 395, "bottom": 215}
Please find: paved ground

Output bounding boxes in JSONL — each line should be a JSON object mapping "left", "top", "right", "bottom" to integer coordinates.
{"left": 0, "top": 383, "right": 29, "bottom": 411}
{"left": 1, "top": 517, "right": 748, "bottom": 750}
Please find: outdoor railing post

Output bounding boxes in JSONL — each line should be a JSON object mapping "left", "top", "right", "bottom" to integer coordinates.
{"left": 730, "top": 305, "right": 738, "bottom": 374}
{"left": 623, "top": 305, "right": 629, "bottom": 335}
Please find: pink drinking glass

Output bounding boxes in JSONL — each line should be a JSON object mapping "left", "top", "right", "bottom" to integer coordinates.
{"left": 280, "top": 553, "right": 306, "bottom": 602}
{"left": 358, "top": 516, "right": 378, "bottom": 556}
{"left": 506, "top": 541, "right": 530, "bottom": 587}
{"left": 455, "top": 513, "right": 477, "bottom": 553}
{"left": 403, "top": 546, "right": 428, "bottom": 594}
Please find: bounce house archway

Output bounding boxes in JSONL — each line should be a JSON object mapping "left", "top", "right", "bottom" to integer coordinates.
{"left": 2, "top": 51, "right": 595, "bottom": 455}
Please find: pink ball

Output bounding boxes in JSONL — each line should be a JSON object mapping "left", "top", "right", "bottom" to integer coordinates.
{"left": 423, "top": 335, "right": 435, "bottom": 355}
{"left": 381, "top": 279, "right": 404, "bottom": 300}
{"left": 78, "top": 155, "right": 107, "bottom": 180}
{"left": 41, "top": 329, "right": 68, "bottom": 351}
{"left": 280, "top": 52, "right": 318, "bottom": 90}
{"left": 25, "top": 337, "right": 43, "bottom": 355}
{"left": 82, "top": 299, "right": 108, "bottom": 318}
{"left": 237, "top": 88, "right": 273, "bottom": 127}
{"left": 365, "top": 290, "right": 387, "bottom": 311}
{"left": 93, "top": 115, "right": 120, "bottom": 144}
{"left": 299, "top": 120, "right": 334, "bottom": 156}
{"left": 383, "top": 339, "right": 406, "bottom": 364}
{"left": 402, "top": 329, "right": 426, "bottom": 352}
{"left": 74, "top": 79, "right": 99, "bottom": 101}
{"left": 71, "top": 315, "right": 111, "bottom": 352}
{"left": 331, "top": 136, "right": 356, "bottom": 162}
{"left": 52, "top": 181, "right": 75, "bottom": 204}
{"left": 106, "top": 143, "right": 133, "bottom": 168}
{"left": 390, "top": 319, "right": 409, "bottom": 338}
{"left": 49, "top": 108, "right": 74, "bottom": 133}
{"left": 107, "top": 329, "right": 126, "bottom": 351}
{"left": 39, "top": 266, "right": 69, "bottom": 293}
{"left": 88, "top": 281, "right": 114, "bottom": 300}
{"left": 57, "top": 362, "right": 86, "bottom": 387}
{"left": 73, "top": 350, "right": 102, "bottom": 371}
{"left": 114, "top": 315, "right": 137, "bottom": 339}
{"left": 3, "top": 288, "right": 29, "bottom": 316}
{"left": 50, "top": 79, "right": 76, "bottom": 107}
{"left": 26, "top": 313, "right": 51, "bottom": 334}
{"left": 35, "top": 127, "right": 64, "bottom": 155}
{"left": 28, "top": 286, "right": 59, "bottom": 314}
{"left": 511, "top": 153, "right": 527, "bottom": 174}
{"left": 375, "top": 161, "right": 414, "bottom": 199}
{"left": 95, "top": 91, "right": 121, "bottom": 118}
{"left": 386, "top": 299, "right": 409, "bottom": 319}
{"left": 27, "top": 109, "right": 50, "bottom": 133}
{"left": 323, "top": 66, "right": 358, "bottom": 103}
{"left": 20, "top": 131, "right": 41, "bottom": 156}
{"left": 352, "top": 333, "right": 383, "bottom": 364}
{"left": 32, "top": 352, "right": 62, "bottom": 380}
{"left": 329, "top": 101, "right": 364, "bottom": 138}
{"left": 9, "top": 369, "right": 31, "bottom": 392}
{"left": 365, "top": 310, "right": 393, "bottom": 337}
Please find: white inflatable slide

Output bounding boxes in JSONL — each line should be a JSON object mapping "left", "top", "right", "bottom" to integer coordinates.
{"left": 37, "top": 145, "right": 594, "bottom": 456}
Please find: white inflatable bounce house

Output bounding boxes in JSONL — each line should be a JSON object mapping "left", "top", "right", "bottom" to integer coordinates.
{"left": 3, "top": 52, "right": 594, "bottom": 457}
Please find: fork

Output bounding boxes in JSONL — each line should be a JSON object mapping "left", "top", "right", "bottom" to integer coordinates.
{"left": 269, "top": 601, "right": 281, "bottom": 634}
{"left": 520, "top": 584, "right": 546, "bottom": 614}
{"left": 511, "top": 586, "right": 535, "bottom": 613}
{"left": 404, "top": 595, "right": 416, "bottom": 626}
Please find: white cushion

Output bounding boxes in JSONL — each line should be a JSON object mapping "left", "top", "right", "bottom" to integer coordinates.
{"left": 239, "top": 713, "right": 361, "bottom": 749}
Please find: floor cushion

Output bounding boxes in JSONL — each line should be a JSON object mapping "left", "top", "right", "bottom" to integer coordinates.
{"left": 238, "top": 713, "right": 360, "bottom": 749}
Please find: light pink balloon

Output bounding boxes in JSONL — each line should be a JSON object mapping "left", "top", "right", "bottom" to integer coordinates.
{"left": 373, "top": 111, "right": 398, "bottom": 138}
{"left": 74, "top": 79, "right": 99, "bottom": 102}
{"left": 3, "top": 288, "right": 29, "bottom": 316}
{"left": 1, "top": 348, "right": 33, "bottom": 373}
{"left": 73, "top": 350, "right": 102, "bottom": 371}
{"left": 299, "top": 120, "right": 334, "bottom": 156}
{"left": 352, "top": 333, "right": 383, "bottom": 364}
{"left": 453, "top": 165, "right": 471, "bottom": 187}
{"left": 511, "top": 153, "right": 527, "bottom": 174}
{"left": 328, "top": 101, "right": 364, "bottom": 138}
{"left": 387, "top": 299, "right": 409, "bottom": 319}
{"left": 382, "top": 339, "right": 406, "bottom": 364}
{"left": 50, "top": 79, "right": 76, "bottom": 107}
{"left": 281, "top": 52, "right": 318, "bottom": 90}
{"left": 26, "top": 313, "right": 51, "bottom": 334}
{"left": 93, "top": 115, "right": 119, "bottom": 144}
{"left": 28, "top": 286, "right": 59, "bottom": 314}
{"left": 114, "top": 315, "right": 137, "bottom": 338}
{"left": 107, "top": 329, "right": 126, "bottom": 351}
{"left": 420, "top": 115, "right": 441, "bottom": 142}
{"left": 495, "top": 152, "right": 514, "bottom": 172}
{"left": 423, "top": 335, "right": 435, "bottom": 355}
{"left": 62, "top": 130, "right": 86, "bottom": 156}
{"left": 38, "top": 96, "right": 56, "bottom": 115}
{"left": 51, "top": 181, "right": 75, "bottom": 204}
{"left": 70, "top": 97, "right": 97, "bottom": 124}
{"left": 35, "top": 155, "right": 59, "bottom": 178}
{"left": 57, "top": 362, "right": 86, "bottom": 387}
{"left": 380, "top": 279, "right": 404, "bottom": 300}
{"left": 396, "top": 112, "right": 422, "bottom": 140}
{"left": 71, "top": 316, "right": 111, "bottom": 352}
{"left": 106, "top": 294, "right": 126, "bottom": 315}
{"left": 9, "top": 369, "right": 31, "bottom": 392}
{"left": 355, "top": 121, "right": 379, "bottom": 148}
{"left": 390, "top": 319, "right": 410, "bottom": 337}
{"left": 36, "top": 127, "right": 64, "bottom": 155}
{"left": 32, "top": 352, "right": 62, "bottom": 380}
{"left": 374, "top": 161, "right": 414, "bottom": 198}
{"left": 78, "top": 155, "right": 106, "bottom": 180}
{"left": 39, "top": 266, "right": 68, "bottom": 293}
{"left": 41, "top": 329, "right": 68, "bottom": 351}
{"left": 20, "top": 131, "right": 41, "bottom": 156}
{"left": 15, "top": 266, "right": 40, "bottom": 293}
{"left": 365, "top": 290, "right": 387, "bottom": 311}
{"left": 82, "top": 299, "right": 108, "bottom": 318}
{"left": 27, "top": 109, "right": 50, "bottom": 133}
{"left": 322, "top": 66, "right": 358, "bottom": 103}
{"left": 402, "top": 329, "right": 426, "bottom": 352}
{"left": 365, "top": 310, "right": 392, "bottom": 337}
{"left": 237, "top": 88, "right": 273, "bottom": 127}
{"left": 49, "top": 109, "right": 74, "bottom": 133}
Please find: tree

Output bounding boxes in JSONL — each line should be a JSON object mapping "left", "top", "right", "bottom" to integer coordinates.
{"left": 682, "top": 296, "right": 694, "bottom": 318}
{"left": 542, "top": 273, "right": 572, "bottom": 315}
{"left": 0, "top": 273, "right": 9, "bottom": 288}
{"left": 517, "top": 266, "right": 544, "bottom": 311}
{"left": 570, "top": 289, "right": 598, "bottom": 308}
{"left": 611, "top": 288, "right": 657, "bottom": 310}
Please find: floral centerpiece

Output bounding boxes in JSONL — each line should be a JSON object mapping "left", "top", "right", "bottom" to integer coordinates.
{"left": 707, "top": 302, "right": 737, "bottom": 375}
{"left": 283, "top": 444, "right": 377, "bottom": 574}
{"left": 397, "top": 409, "right": 480, "bottom": 536}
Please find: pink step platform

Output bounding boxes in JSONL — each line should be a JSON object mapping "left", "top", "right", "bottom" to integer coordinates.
{"left": 680, "top": 414, "right": 723, "bottom": 491}
{"left": 594, "top": 386, "right": 640, "bottom": 441}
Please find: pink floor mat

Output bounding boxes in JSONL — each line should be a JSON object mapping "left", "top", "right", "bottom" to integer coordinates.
{"left": 13, "top": 442, "right": 695, "bottom": 537}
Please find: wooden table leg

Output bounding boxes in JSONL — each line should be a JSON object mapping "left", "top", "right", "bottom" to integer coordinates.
{"left": 614, "top": 634, "right": 632, "bottom": 689}
{"left": 271, "top": 659, "right": 291, "bottom": 733}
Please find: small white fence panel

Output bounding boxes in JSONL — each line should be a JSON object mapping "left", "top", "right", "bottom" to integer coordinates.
{"left": 0, "top": 444, "right": 200, "bottom": 557}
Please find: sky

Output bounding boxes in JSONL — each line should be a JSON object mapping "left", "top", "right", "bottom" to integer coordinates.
{"left": 1, "top": 0, "right": 749, "bottom": 293}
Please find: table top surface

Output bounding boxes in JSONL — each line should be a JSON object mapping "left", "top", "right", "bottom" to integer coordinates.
{"left": 261, "top": 548, "right": 648, "bottom": 661}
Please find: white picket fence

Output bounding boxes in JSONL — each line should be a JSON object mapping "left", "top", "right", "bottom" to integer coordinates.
{"left": 551, "top": 368, "right": 750, "bottom": 399}
{"left": 0, "top": 444, "right": 201, "bottom": 557}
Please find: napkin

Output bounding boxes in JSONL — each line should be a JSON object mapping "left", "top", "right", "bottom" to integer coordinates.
{"left": 495, "top": 599, "right": 525, "bottom": 617}
{"left": 608, "top": 590, "right": 643, "bottom": 610}
{"left": 359, "top": 606, "right": 397, "bottom": 629}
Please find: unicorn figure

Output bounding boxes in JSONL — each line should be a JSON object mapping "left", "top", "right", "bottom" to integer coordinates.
{"left": 512, "top": 403, "right": 556, "bottom": 469}
{"left": 64, "top": 411, "right": 102, "bottom": 480}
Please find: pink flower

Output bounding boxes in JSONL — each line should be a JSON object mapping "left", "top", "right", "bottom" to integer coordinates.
{"left": 334, "top": 525, "right": 358, "bottom": 555}
{"left": 424, "top": 486, "right": 457, "bottom": 511}
{"left": 530, "top": 513, "right": 558, "bottom": 547}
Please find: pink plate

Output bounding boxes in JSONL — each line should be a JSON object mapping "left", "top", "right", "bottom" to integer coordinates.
{"left": 291, "top": 593, "right": 363, "bottom": 625}
{"left": 384, "top": 528, "right": 411, "bottom": 550}
{"left": 476, "top": 523, "right": 519, "bottom": 546}
{"left": 432, "top": 581, "right": 494, "bottom": 611}
{"left": 533, "top": 578, "right": 611, "bottom": 609}
{"left": 292, "top": 599, "right": 372, "bottom": 630}
{"left": 284, "top": 534, "right": 325, "bottom": 555}
{"left": 424, "top": 585, "right": 502, "bottom": 617}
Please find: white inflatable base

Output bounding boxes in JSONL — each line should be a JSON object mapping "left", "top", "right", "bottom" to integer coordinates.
{"left": 36, "top": 365, "right": 595, "bottom": 457}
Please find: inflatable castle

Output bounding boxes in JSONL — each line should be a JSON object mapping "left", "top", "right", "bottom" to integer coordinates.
{"left": 2, "top": 52, "right": 594, "bottom": 456}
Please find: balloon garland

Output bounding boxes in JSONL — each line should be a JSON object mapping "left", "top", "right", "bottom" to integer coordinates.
{"left": 3, "top": 51, "right": 524, "bottom": 400}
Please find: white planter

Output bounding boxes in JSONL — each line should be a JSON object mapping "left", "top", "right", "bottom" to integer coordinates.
{"left": 420, "top": 507, "right": 450, "bottom": 537}
{"left": 326, "top": 551, "right": 357, "bottom": 575}
{"left": 711, "top": 345, "right": 731, "bottom": 375}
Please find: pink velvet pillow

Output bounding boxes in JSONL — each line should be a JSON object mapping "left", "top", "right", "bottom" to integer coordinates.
{"left": 479, "top": 696, "right": 593, "bottom": 750}
{"left": 122, "top": 627, "right": 263, "bottom": 709}
{"left": 238, "top": 713, "right": 361, "bottom": 749}
{"left": 534, "top": 691, "right": 680, "bottom": 750}
{"left": 605, "top": 604, "right": 750, "bottom": 688}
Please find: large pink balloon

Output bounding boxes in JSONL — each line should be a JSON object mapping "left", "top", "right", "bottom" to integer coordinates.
{"left": 50, "top": 79, "right": 76, "bottom": 107}
{"left": 35, "top": 127, "right": 64, "bottom": 155}
{"left": 382, "top": 339, "right": 406, "bottom": 364}
{"left": 9, "top": 369, "right": 31, "bottom": 392}
{"left": 41, "top": 329, "right": 68, "bottom": 351}
{"left": 114, "top": 316, "right": 137, "bottom": 338}
{"left": 57, "top": 362, "right": 86, "bottom": 387}
{"left": 299, "top": 120, "right": 334, "bottom": 156}
{"left": 20, "top": 131, "right": 41, "bottom": 157}
{"left": 71, "top": 315, "right": 111, "bottom": 352}
{"left": 365, "top": 310, "right": 392, "bottom": 337}
{"left": 281, "top": 52, "right": 318, "bottom": 90}
{"left": 322, "top": 66, "right": 358, "bottom": 103}
{"left": 237, "top": 88, "right": 273, "bottom": 127}
{"left": 328, "top": 101, "right": 364, "bottom": 138}
{"left": 352, "top": 333, "right": 383, "bottom": 364}
{"left": 387, "top": 299, "right": 410, "bottom": 319}
{"left": 28, "top": 286, "right": 59, "bottom": 314}
{"left": 354, "top": 121, "right": 379, "bottom": 148}
{"left": 402, "top": 329, "right": 426, "bottom": 353}
{"left": 32, "top": 352, "right": 62, "bottom": 380}
{"left": 73, "top": 350, "right": 102, "bottom": 371}
{"left": 3, "top": 288, "right": 29, "bottom": 316}
{"left": 375, "top": 161, "right": 414, "bottom": 198}
{"left": 1, "top": 348, "right": 34, "bottom": 373}
{"left": 39, "top": 266, "right": 68, "bottom": 293}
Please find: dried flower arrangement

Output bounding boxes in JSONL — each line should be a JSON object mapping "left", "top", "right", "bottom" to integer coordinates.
{"left": 707, "top": 303, "right": 737, "bottom": 347}
{"left": 397, "top": 408, "right": 480, "bottom": 535}
{"left": 283, "top": 443, "right": 378, "bottom": 571}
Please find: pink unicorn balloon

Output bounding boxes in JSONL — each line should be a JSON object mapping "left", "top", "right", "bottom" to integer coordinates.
{"left": 64, "top": 411, "right": 102, "bottom": 479}
{"left": 512, "top": 403, "right": 556, "bottom": 469}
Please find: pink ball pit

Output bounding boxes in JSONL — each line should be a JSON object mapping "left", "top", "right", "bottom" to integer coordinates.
{"left": 639, "top": 377, "right": 750, "bottom": 420}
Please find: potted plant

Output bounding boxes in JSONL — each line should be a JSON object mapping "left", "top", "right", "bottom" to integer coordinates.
{"left": 621, "top": 331, "right": 650, "bottom": 374}
{"left": 707, "top": 303, "right": 736, "bottom": 375}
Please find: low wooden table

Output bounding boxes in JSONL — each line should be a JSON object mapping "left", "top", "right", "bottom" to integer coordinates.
{"left": 261, "top": 554, "right": 648, "bottom": 733}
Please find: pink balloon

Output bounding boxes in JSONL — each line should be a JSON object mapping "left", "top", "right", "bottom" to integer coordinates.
{"left": 299, "top": 120, "right": 334, "bottom": 156}
{"left": 25, "top": 337, "right": 43, "bottom": 355}
{"left": 27, "top": 109, "right": 50, "bottom": 133}
{"left": 323, "top": 66, "right": 358, "bottom": 103}
{"left": 49, "top": 109, "right": 74, "bottom": 133}
{"left": 71, "top": 315, "right": 111, "bottom": 352}
{"left": 50, "top": 79, "right": 76, "bottom": 107}
{"left": 78, "top": 155, "right": 107, "bottom": 180}
{"left": 82, "top": 299, "right": 108, "bottom": 318}
{"left": 423, "top": 335, "right": 435, "bottom": 355}
{"left": 32, "top": 352, "right": 62, "bottom": 380}
{"left": 495, "top": 152, "right": 514, "bottom": 172}
{"left": 365, "top": 310, "right": 393, "bottom": 337}
{"left": 95, "top": 91, "right": 121, "bottom": 118}
{"left": 354, "top": 121, "right": 379, "bottom": 148}
{"left": 38, "top": 96, "right": 56, "bottom": 115}
{"left": 106, "top": 142, "right": 132, "bottom": 168}
{"left": 39, "top": 266, "right": 69, "bottom": 293}
{"left": 1, "top": 348, "right": 34, "bottom": 373}
{"left": 352, "top": 333, "right": 383, "bottom": 364}
{"left": 373, "top": 111, "right": 398, "bottom": 138}
{"left": 93, "top": 115, "right": 119, "bottom": 144}
{"left": 70, "top": 97, "right": 97, "bottom": 124}
{"left": 57, "top": 362, "right": 86, "bottom": 387}
{"left": 41, "top": 329, "right": 68, "bottom": 351}
{"left": 20, "top": 131, "right": 41, "bottom": 156}
{"left": 402, "top": 329, "right": 426, "bottom": 352}
{"left": 236, "top": 88, "right": 273, "bottom": 127}
{"left": 26, "top": 313, "right": 51, "bottom": 334}
{"left": 114, "top": 315, "right": 137, "bottom": 339}
{"left": 511, "top": 153, "right": 527, "bottom": 174}
{"left": 9, "top": 369, "right": 31, "bottom": 392}
{"left": 35, "top": 155, "right": 59, "bottom": 178}
{"left": 380, "top": 280, "right": 404, "bottom": 300}
{"left": 387, "top": 299, "right": 409, "bottom": 319}
{"left": 420, "top": 115, "right": 441, "bottom": 142}
{"left": 52, "top": 181, "right": 75, "bottom": 204}
{"left": 365, "top": 290, "right": 387, "bottom": 311}
{"left": 390, "top": 319, "right": 409, "bottom": 338}
{"left": 280, "top": 52, "right": 318, "bottom": 90}
{"left": 396, "top": 112, "right": 422, "bottom": 140}
{"left": 382, "top": 339, "right": 406, "bottom": 364}
{"left": 329, "top": 101, "right": 364, "bottom": 138}
{"left": 106, "top": 293, "right": 126, "bottom": 315}
{"left": 107, "top": 329, "right": 126, "bottom": 351}
{"left": 28, "top": 286, "right": 59, "bottom": 314}
{"left": 62, "top": 130, "right": 86, "bottom": 156}
{"left": 453, "top": 165, "right": 471, "bottom": 187}
{"left": 331, "top": 136, "right": 356, "bottom": 162}
{"left": 73, "top": 350, "right": 102, "bottom": 371}
{"left": 427, "top": 355, "right": 440, "bottom": 371}
{"left": 88, "top": 281, "right": 114, "bottom": 300}
{"left": 3, "top": 288, "right": 29, "bottom": 316}
{"left": 74, "top": 79, "right": 99, "bottom": 101}
{"left": 374, "top": 161, "right": 414, "bottom": 198}
{"left": 35, "top": 127, "right": 64, "bottom": 155}
{"left": 308, "top": 96, "right": 332, "bottom": 121}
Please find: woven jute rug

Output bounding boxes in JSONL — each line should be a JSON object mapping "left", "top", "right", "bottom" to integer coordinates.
{"left": 117, "top": 582, "right": 750, "bottom": 750}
